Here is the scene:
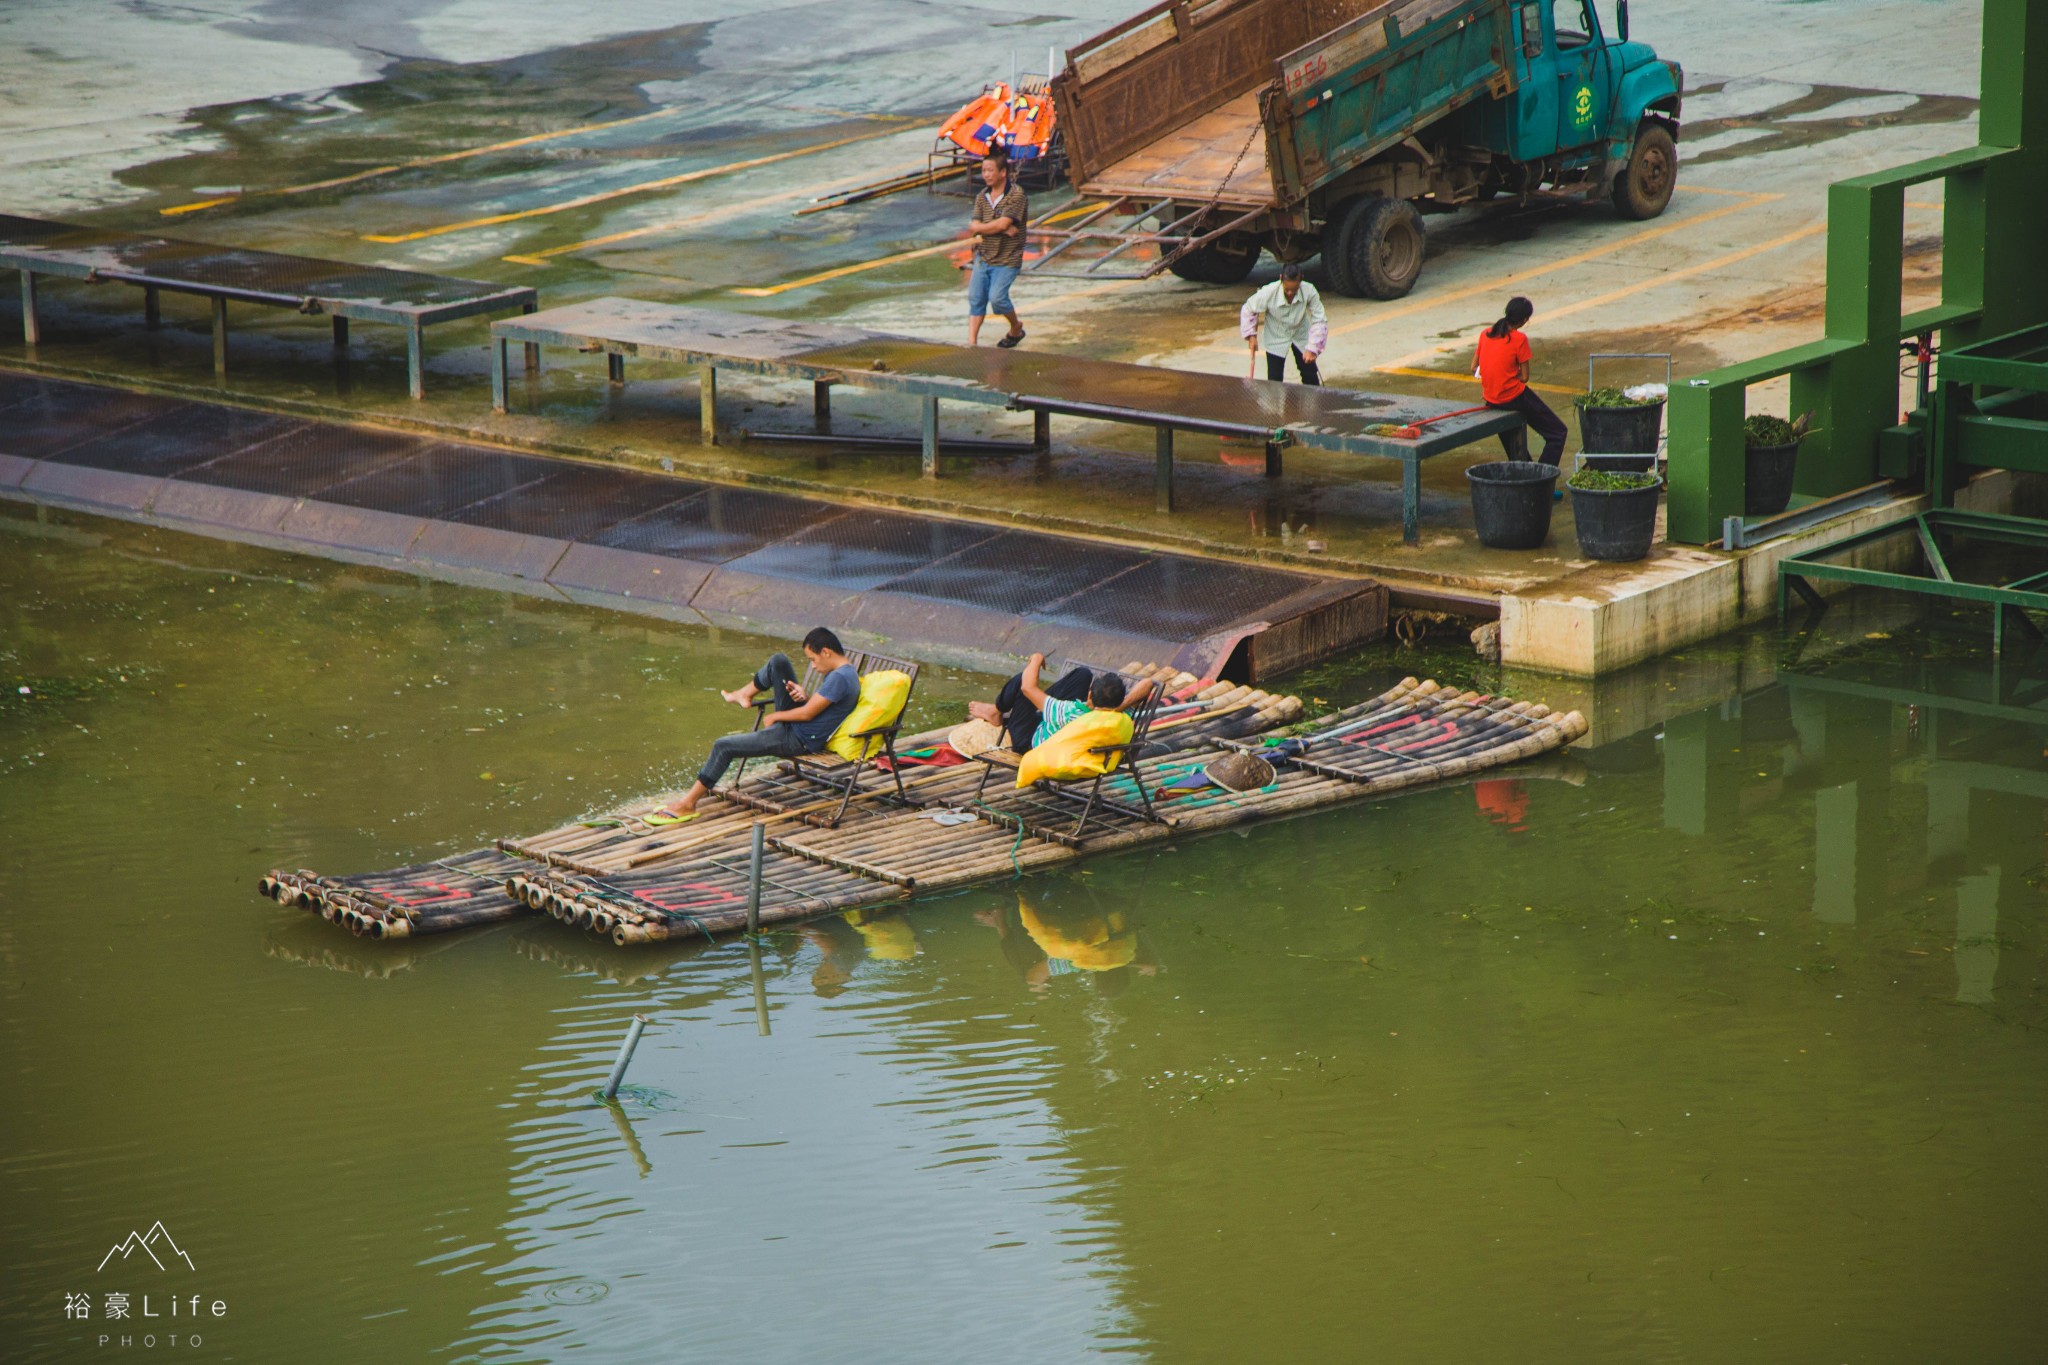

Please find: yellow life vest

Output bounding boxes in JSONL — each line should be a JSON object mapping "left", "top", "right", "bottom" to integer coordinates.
{"left": 826, "top": 669, "right": 912, "bottom": 762}
{"left": 1016, "top": 708, "right": 1134, "bottom": 788}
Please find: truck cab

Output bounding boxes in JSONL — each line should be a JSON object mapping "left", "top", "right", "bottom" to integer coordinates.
{"left": 1488, "top": 1, "right": 1683, "bottom": 210}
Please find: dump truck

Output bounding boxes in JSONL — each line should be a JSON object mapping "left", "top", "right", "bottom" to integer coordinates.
{"left": 1038, "top": 0, "right": 1682, "bottom": 297}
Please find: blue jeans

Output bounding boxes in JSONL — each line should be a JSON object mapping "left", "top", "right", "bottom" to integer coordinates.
{"left": 967, "top": 259, "right": 1019, "bottom": 317}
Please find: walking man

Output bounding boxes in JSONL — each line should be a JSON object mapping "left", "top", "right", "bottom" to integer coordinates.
{"left": 965, "top": 147, "right": 1028, "bottom": 348}
{"left": 1241, "top": 263, "right": 1327, "bottom": 384}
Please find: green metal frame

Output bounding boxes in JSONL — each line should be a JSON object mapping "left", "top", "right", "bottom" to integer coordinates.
{"left": 1779, "top": 508, "right": 2048, "bottom": 654}
{"left": 1668, "top": 0, "right": 2048, "bottom": 543}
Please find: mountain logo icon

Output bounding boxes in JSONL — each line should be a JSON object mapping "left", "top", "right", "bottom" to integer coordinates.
{"left": 96, "top": 1222, "right": 196, "bottom": 1273}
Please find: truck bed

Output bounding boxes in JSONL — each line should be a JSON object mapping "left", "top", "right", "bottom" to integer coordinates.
{"left": 1081, "top": 91, "right": 1273, "bottom": 207}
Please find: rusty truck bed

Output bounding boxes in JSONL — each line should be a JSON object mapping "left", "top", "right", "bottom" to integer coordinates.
{"left": 1079, "top": 90, "right": 1274, "bottom": 207}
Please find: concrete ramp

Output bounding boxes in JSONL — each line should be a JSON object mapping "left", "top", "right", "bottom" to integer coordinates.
{"left": 0, "top": 372, "right": 1386, "bottom": 681}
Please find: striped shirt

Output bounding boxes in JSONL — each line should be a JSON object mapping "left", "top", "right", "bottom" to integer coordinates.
{"left": 1032, "top": 697, "right": 1090, "bottom": 749}
{"left": 972, "top": 181, "right": 1029, "bottom": 268}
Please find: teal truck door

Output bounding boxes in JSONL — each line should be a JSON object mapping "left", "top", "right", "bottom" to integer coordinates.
{"left": 1551, "top": 0, "right": 1608, "bottom": 150}
{"left": 1511, "top": 2, "right": 1559, "bottom": 158}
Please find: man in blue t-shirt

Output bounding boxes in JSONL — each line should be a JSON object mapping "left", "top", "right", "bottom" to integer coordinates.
{"left": 652, "top": 627, "right": 860, "bottom": 824}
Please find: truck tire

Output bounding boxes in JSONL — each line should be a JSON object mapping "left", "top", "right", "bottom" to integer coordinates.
{"left": 1167, "top": 233, "right": 1261, "bottom": 285}
{"left": 1319, "top": 196, "right": 1370, "bottom": 297}
{"left": 1613, "top": 123, "right": 1677, "bottom": 220}
{"left": 1349, "top": 197, "right": 1427, "bottom": 300}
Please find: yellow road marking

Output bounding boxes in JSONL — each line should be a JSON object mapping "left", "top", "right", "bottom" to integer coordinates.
{"left": 365, "top": 126, "right": 909, "bottom": 244}
{"left": 504, "top": 168, "right": 894, "bottom": 265}
{"left": 730, "top": 241, "right": 963, "bottom": 296}
{"left": 160, "top": 109, "right": 679, "bottom": 216}
{"left": 1375, "top": 365, "right": 1579, "bottom": 395}
{"left": 1363, "top": 218, "right": 1830, "bottom": 380}
{"left": 1518, "top": 219, "right": 1830, "bottom": 327}
{"left": 1328, "top": 192, "right": 1779, "bottom": 338}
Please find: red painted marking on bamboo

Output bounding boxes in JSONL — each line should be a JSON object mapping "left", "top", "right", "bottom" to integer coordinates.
{"left": 640, "top": 881, "right": 745, "bottom": 914}
{"left": 378, "top": 879, "right": 477, "bottom": 907}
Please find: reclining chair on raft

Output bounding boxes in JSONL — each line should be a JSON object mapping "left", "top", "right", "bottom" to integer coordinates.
{"left": 729, "top": 649, "right": 922, "bottom": 827}
{"left": 971, "top": 685, "right": 1164, "bottom": 844}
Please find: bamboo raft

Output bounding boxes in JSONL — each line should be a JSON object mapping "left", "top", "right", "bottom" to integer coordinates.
{"left": 259, "top": 666, "right": 1587, "bottom": 945}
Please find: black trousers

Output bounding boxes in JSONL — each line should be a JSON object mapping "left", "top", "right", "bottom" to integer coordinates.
{"left": 994, "top": 666, "right": 1093, "bottom": 754}
{"left": 1265, "top": 347, "right": 1321, "bottom": 385}
{"left": 696, "top": 653, "right": 810, "bottom": 787}
{"left": 1489, "top": 387, "right": 1568, "bottom": 466}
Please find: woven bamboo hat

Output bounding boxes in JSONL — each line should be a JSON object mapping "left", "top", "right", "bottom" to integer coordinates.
{"left": 1207, "top": 751, "right": 1275, "bottom": 792}
{"left": 948, "top": 718, "right": 1005, "bottom": 760}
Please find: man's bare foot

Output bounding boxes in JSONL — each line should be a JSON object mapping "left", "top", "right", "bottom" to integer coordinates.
{"left": 721, "top": 686, "right": 755, "bottom": 706}
{"left": 967, "top": 700, "right": 1001, "bottom": 725}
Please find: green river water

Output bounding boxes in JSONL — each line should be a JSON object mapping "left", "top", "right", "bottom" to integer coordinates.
{"left": 2, "top": 504, "right": 2044, "bottom": 1363}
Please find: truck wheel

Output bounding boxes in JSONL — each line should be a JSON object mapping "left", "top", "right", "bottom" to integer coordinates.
{"left": 1613, "top": 124, "right": 1677, "bottom": 220}
{"left": 1319, "top": 196, "right": 1370, "bottom": 297}
{"left": 1350, "top": 197, "right": 1427, "bottom": 300}
{"left": 1168, "top": 233, "right": 1261, "bottom": 285}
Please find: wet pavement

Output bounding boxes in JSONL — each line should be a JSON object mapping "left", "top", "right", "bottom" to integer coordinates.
{"left": 0, "top": 2, "right": 1988, "bottom": 600}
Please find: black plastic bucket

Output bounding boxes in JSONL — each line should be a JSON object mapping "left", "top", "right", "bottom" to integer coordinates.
{"left": 1569, "top": 477, "right": 1663, "bottom": 561}
{"left": 1576, "top": 400, "right": 1664, "bottom": 473}
{"left": 1466, "top": 460, "right": 1558, "bottom": 550}
{"left": 1744, "top": 441, "right": 1800, "bottom": 515}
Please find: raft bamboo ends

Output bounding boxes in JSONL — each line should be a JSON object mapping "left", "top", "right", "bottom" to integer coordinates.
{"left": 261, "top": 666, "right": 1587, "bottom": 946}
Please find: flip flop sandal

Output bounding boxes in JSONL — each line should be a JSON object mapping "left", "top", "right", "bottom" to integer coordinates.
{"left": 997, "top": 329, "right": 1026, "bottom": 349}
{"left": 641, "top": 810, "right": 699, "bottom": 827}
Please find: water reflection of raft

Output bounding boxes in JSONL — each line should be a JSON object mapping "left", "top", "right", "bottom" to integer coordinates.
{"left": 261, "top": 669, "right": 1585, "bottom": 945}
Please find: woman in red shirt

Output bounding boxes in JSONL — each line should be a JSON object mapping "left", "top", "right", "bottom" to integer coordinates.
{"left": 1475, "top": 296, "right": 1567, "bottom": 473}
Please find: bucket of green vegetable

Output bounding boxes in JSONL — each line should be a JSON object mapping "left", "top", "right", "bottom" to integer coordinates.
{"left": 1573, "top": 387, "right": 1664, "bottom": 473}
{"left": 1567, "top": 467, "right": 1662, "bottom": 561}
{"left": 1743, "top": 411, "right": 1816, "bottom": 516}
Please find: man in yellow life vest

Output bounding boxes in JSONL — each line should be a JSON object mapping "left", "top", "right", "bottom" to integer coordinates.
{"left": 652, "top": 627, "right": 858, "bottom": 824}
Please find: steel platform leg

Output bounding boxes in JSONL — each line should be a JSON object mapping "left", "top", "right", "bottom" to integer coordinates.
{"left": 921, "top": 396, "right": 940, "bottom": 478}
{"left": 608, "top": 352, "right": 625, "bottom": 385}
{"left": 1402, "top": 454, "right": 1420, "bottom": 545}
{"left": 701, "top": 365, "right": 720, "bottom": 445}
{"left": 405, "top": 319, "right": 425, "bottom": 399}
{"left": 1033, "top": 409, "right": 1051, "bottom": 452}
{"left": 1155, "top": 427, "right": 1175, "bottom": 513}
{"left": 814, "top": 379, "right": 832, "bottom": 428}
{"left": 211, "top": 297, "right": 228, "bottom": 381}
{"left": 19, "top": 271, "right": 37, "bottom": 345}
{"left": 521, "top": 301, "right": 539, "bottom": 373}
{"left": 490, "top": 336, "right": 509, "bottom": 413}
{"left": 331, "top": 315, "right": 348, "bottom": 348}
{"left": 144, "top": 286, "right": 160, "bottom": 330}
{"left": 1264, "top": 440, "right": 1282, "bottom": 478}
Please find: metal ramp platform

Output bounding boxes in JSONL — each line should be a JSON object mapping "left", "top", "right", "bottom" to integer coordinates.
{"left": 491, "top": 299, "right": 1517, "bottom": 543}
{"left": 0, "top": 214, "right": 537, "bottom": 398}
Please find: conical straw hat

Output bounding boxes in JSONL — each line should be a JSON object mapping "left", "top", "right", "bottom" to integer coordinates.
{"left": 948, "top": 717, "right": 1004, "bottom": 760}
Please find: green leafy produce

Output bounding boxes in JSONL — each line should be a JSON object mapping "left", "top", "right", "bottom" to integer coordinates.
{"left": 1575, "top": 387, "right": 1663, "bottom": 409}
{"left": 1567, "top": 468, "right": 1659, "bottom": 492}
{"left": 1744, "top": 411, "right": 1816, "bottom": 446}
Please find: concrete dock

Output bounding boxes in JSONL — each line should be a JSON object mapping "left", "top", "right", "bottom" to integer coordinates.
{"left": 0, "top": 1, "right": 2020, "bottom": 675}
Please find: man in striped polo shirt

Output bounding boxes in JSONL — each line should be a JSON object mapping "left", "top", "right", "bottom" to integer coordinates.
{"left": 965, "top": 147, "right": 1028, "bottom": 348}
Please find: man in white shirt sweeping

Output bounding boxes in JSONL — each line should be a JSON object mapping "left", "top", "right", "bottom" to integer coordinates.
{"left": 1240, "top": 262, "right": 1328, "bottom": 385}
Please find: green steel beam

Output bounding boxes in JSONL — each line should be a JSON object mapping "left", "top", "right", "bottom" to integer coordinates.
{"left": 1670, "top": 0, "right": 2048, "bottom": 540}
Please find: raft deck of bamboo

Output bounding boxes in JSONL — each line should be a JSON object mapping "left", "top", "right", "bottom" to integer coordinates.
{"left": 261, "top": 666, "right": 1586, "bottom": 944}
